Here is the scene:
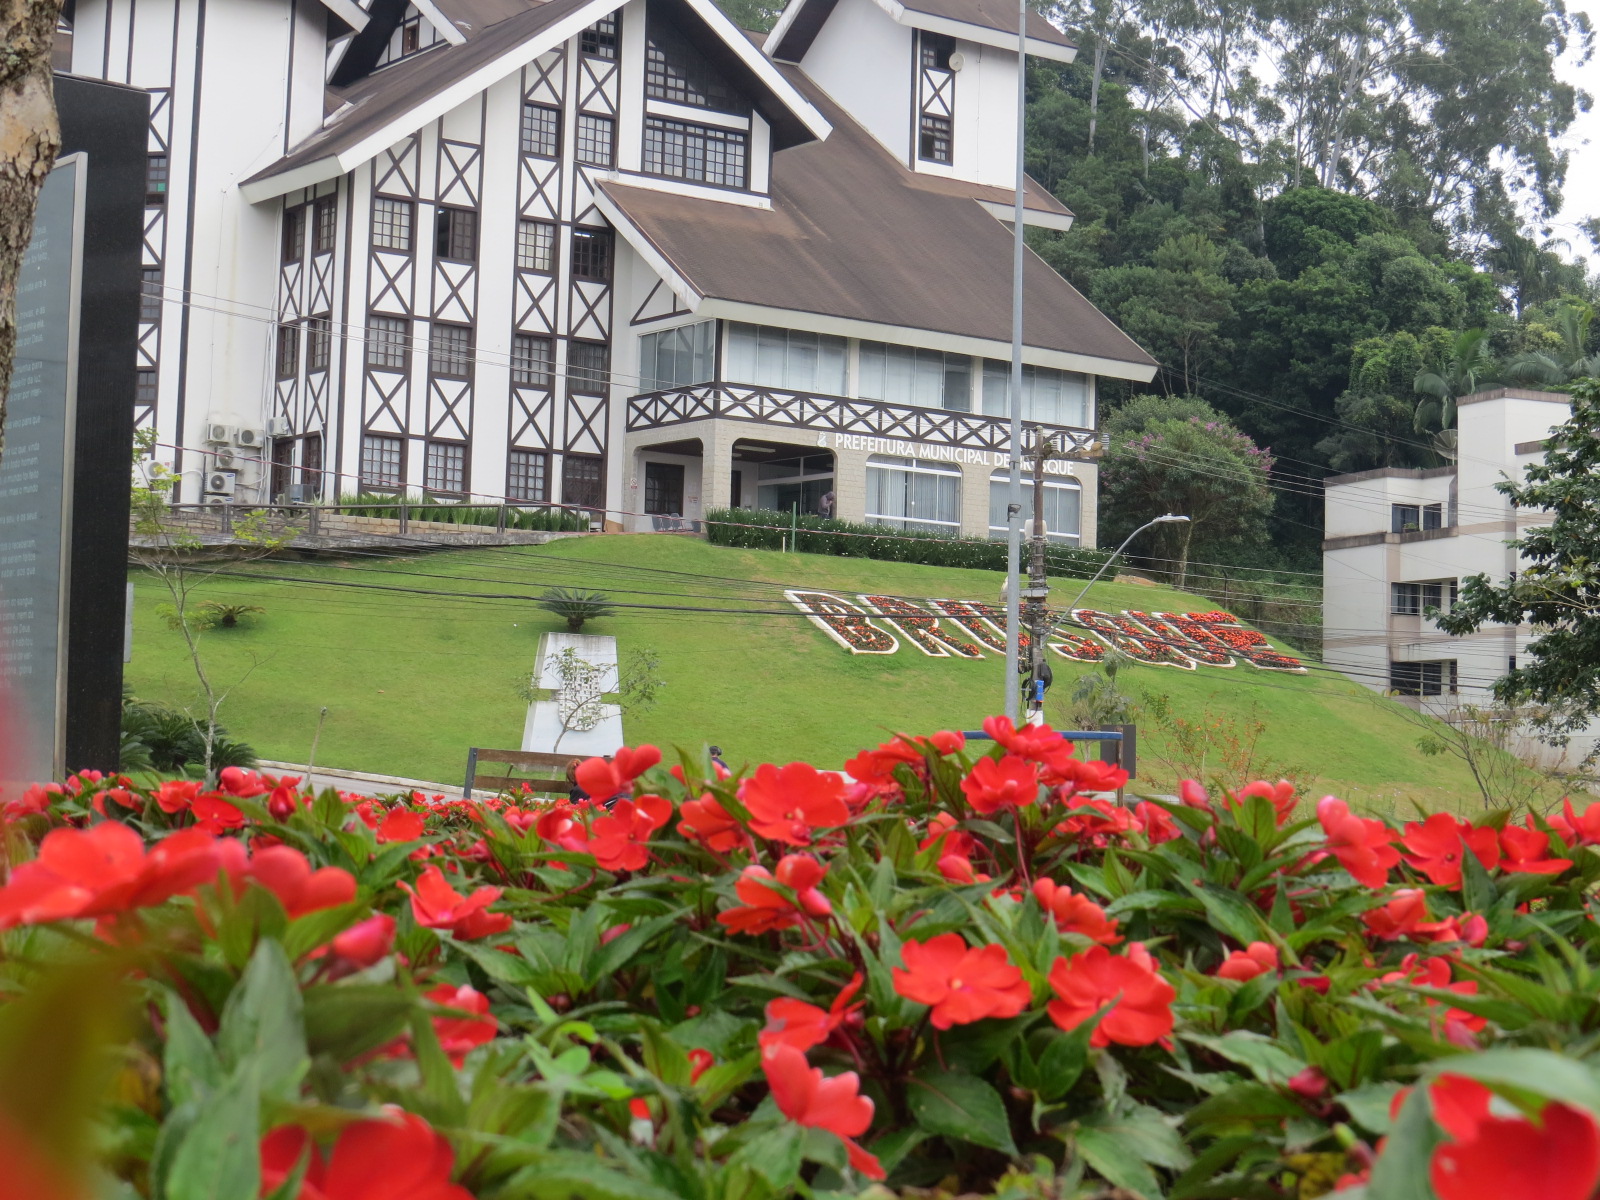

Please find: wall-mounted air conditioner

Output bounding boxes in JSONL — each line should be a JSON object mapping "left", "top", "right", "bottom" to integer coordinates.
{"left": 203, "top": 495, "right": 235, "bottom": 507}
{"left": 205, "top": 470, "right": 237, "bottom": 495}
{"left": 213, "top": 449, "right": 238, "bottom": 470}
{"left": 234, "top": 428, "right": 265, "bottom": 449}
{"left": 265, "top": 417, "right": 292, "bottom": 438}
{"left": 204, "top": 422, "right": 235, "bottom": 444}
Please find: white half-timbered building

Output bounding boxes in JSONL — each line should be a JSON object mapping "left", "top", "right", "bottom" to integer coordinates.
{"left": 67, "top": 0, "right": 1156, "bottom": 540}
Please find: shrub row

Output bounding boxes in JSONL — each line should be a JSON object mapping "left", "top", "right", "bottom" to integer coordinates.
{"left": 333, "top": 493, "right": 590, "bottom": 532}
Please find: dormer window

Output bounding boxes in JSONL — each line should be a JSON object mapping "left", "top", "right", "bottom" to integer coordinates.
{"left": 644, "top": 118, "right": 747, "bottom": 188}
{"left": 581, "top": 13, "right": 618, "bottom": 59}
{"left": 645, "top": 16, "right": 749, "bottom": 115}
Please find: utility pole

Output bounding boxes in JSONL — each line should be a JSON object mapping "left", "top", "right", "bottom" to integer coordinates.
{"left": 1022, "top": 431, "right": 1055, "bottom": 724}
{"left": 1001, "top": 0, "right": 1027, "bottom": 721}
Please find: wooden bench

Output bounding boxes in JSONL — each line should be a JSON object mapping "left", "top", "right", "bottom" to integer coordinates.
{"left": 463, "top": 748, "right": 579, "bottom": 800}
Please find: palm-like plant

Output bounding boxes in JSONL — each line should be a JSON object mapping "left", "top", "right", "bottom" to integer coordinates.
{"left": 196, "top": 601, "right": 265, "bottom": 628}
{"left": 1501, "top": 301, "right": 1600, "bottom": 387}
{"left": 537, "top": 588, "right": 616, "bottom": 633}
{"left": 1413, "top": 328, "right": 1494, "bottom": 436}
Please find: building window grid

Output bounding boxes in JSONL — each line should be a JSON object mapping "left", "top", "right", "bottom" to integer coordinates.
{"left": 1390, "top": 580, "right": 1458, "bottom": 616}
{"left": 146, "top": 155, "right": 168, "bottom": 205}
{"left": 507, "top": 450, "right": 549, "bottom": 501}
{"left": 371, "top": 198, "right": 414, "bottom": 252}
{"left": 361, "top": 434, "right": 404, "bottom": 489}
{"left": 511, "top": 334, "right": 554, "bottom": 388}
{"left": 136, "top": 369, "right": 158, "bottom": 406}
{"left": 367, "top": 315, "right": 409, "bottom": 369}
{"left": 642, "top": 118, "right": 748, "bottom": 188}
{"left": 921, "top": 32, "right": 956, "bottom": 70}
{"left": 313, "top": 196, "right": 337, "bottom": 253}
{"left": 919, "top": 114, "right": 953, "bottom": 164}
{"left": 562, "top": 455, "right": 605, "bottom": 510}
{"left": 1391, "top": 502, "right": 1444, "bottom": 533}
{"left": 1390, "top": 660, "right": 1457, "bottom": 698}
{"left": 987, "top": 474, "right": 1082, "bottom": 545}
{"left": 570, "top": 227, "right": 612, "bottom": 282}
{"left": 282, "top": 206, "right": 306, "bottom": 263}
{"left": 520, "top": 103, "right": 561, "bottom": 157}
{"left": 645, "top": 22, "right": 749, "bottom": 113}
{"left": 575, "top": 114, "right": 615, "bottom": 167}
{"left": 434, "top": 207, "right": 478, "bottom": 262}
{"left": 306, "top": 315, "right": 332, "bottom": 373}
{"left": 516, "top": 219, "right": 556, "bottom": 272}
{"left": 424, "top": 440, "right": 466, "bottom": 493}
{"left": 140, "top": 268, "right": 162, "bottom": 323}
{"left": 568, "top": 340, "right": 609, "bottom": 391}
{"left": 865, "top": 455, "right": 962, "bottom": 534}
{"left": 429, "top": 324, "right": 474, "bottom": 379}
{"left": 275, "top": 323, "right": 300, "bottom": 379}
{"left": 580, "top": 13, "right": 618, "bottom": 58}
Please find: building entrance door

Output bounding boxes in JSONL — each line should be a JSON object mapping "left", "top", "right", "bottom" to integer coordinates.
{"left": 644, "top": 461, "right": 685, "bottom": 514}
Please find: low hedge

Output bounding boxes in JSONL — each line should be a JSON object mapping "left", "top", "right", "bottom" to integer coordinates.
{"left": 333, "top": 493, "right": 590, "bottom": 532}
{"left": 705, "top": 506, "right": 1113, "bottom": 579}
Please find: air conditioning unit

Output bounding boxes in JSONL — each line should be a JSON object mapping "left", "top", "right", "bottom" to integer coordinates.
{"left": 265, "top": 417, "right": 292, "bottom": 438}
{"left": 205, "top": 470, "right": 237, "bottom": 495}
{"left": 212, "top": 449, "right": 238, "bottom": 470}
{"left": 234, "top": 427, "right": 265, "bottom": 449}
{"left": 203, "top": 494, "right": 235, "bottom": 507}
{"left": 204, "top": 422, "right": 234, "bottom": 444}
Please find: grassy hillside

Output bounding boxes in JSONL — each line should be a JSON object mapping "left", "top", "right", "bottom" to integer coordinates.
{"left": 127, "top": 534, "right": 1491, "bottom": 812}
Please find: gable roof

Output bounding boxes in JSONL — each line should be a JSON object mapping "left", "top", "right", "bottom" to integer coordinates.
{"left": 241, "top": 0, "right": 830, "bottom": 201}
{"left": 596, "top": 67, "right": 1153, "bottom": 379}
{"left": 766, "top": 0, "right": 1074, "bottom": 65}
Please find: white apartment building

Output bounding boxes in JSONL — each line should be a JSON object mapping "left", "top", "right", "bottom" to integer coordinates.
{"left": 65, "top": 0, "right": 1156, "bottom": 539}
{"left": 1321, "top": 386, "right": 1594, "bottom": 761}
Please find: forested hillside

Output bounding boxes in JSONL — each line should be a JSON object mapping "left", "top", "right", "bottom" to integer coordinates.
{"left": 726, "top": 0, "right": 1600, "bottom": 572}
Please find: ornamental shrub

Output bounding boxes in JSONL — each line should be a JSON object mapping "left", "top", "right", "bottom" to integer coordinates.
{"left": 4, "top": 726, "right": 1600, "bottom": 1198}
{"left": 705, "top": 507, "right": 1113, "bottom": 579}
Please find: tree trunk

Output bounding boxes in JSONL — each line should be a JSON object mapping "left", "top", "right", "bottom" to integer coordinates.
{"left": 1176, "top": 520, "right": 1194, "bottom": 592}
{"left": 1087, "top": 40, "right": 1107, "bottom": 153}
{"left": 0, "top": 0, "right": 65, "bottom": 453}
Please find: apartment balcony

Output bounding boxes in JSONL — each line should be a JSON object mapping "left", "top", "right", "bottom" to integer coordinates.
{"left": 625, "top": 383, "right": 1099, "bottom": 457}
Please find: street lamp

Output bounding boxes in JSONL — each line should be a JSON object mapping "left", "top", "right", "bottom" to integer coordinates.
{"left": 1063, "top": 514, "right": 1190, "bottom": 616}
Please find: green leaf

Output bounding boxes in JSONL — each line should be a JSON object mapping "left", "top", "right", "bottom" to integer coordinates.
{"left": 280, "top": 902, "right": 366, "bottom": 963}
{"left": 1460, "top": 841, "right": 1499, "bottom": 913}
{"left": 162, "top": 992, "right": 223, "bottom": 1111}
{"left": 1085, "top": 1103, "right": 1192, "bottom": 1171}
{"left": 1184, "top": 1031, "right": 1305, "bottom": 1085}
{"left": 589, "top": 912, "right": 683, "bottom": 982}
{"left": 1075, "top": 1124, "right": 1164, "bottom": 1198}
{"left": 1178, "top": 879, "right": 1269, "bottom": 946}
{"left": 907, "top": 1067, "right": 1018, "bottom": 1155}
{"left": 216, "top": 939, "right": 307, "bottom": 1104}
{"left": 728, "top": 1122, "right": 804, "bottom": 1188}
{"left": 1034, "top": 1015, "right": 1100, "bottom": 1102}
{"left": 302, "top": 984, "right": 414, "bottom": 1062}
{"left": 1365, "top": 1084, "right": 1439, "bottom": 1200}
{"left": 410, "top": 1006, "right": 469, "bottom": 1126}
{"left": 500, "top": 1151, "right": 686, "bottom": 1200}
{"left": 1420, "top": 1048, "right": 1600, "bottom": 1114}
{"left": 939, "top": 1013, "right": 1033, "bottom": 1075}
{"left": 1339, "top": 1082, "right": 1404, "bottom": 1135}
{"left": 164, "top": 1064, "right": 261, "bottom": 1200}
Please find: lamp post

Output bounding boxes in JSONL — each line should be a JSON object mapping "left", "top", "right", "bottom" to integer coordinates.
{"left": 1001, "top": 0, "right": 1028, "bottom": 721}
{"left": 1062, "top": 513, "right": 1190, "bottom": 618}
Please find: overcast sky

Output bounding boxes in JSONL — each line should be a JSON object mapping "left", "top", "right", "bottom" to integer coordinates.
{"left": 1552, "top": 2, "right": 1600, "bottom": 258}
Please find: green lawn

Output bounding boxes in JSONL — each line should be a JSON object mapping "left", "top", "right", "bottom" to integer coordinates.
{"left": 126, "top": 535, "right": 1491, "bottom": 811}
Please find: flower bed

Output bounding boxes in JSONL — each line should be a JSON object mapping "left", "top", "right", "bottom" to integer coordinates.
{"left": 1, "top": 726, "right": 1596, "bottom": 1200}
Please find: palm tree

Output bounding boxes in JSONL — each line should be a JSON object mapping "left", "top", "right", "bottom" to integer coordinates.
{"left": 537, "top": 588, "right": 616, "bottom": 633}
{"left": 1413, "top": 328, "right": 1494, "bottom": 437}
{"left": 1501, "top": 301, "right": 1600, "bottom": 387}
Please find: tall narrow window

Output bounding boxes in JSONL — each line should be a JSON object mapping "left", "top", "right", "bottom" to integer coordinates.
{"left": 516, "top": 219, "right": 556, "bottom": 272}
{"left": 313, "top": 195, "right": 338, "bottom": 253}
{"left": 429, "top": 324, "right": 473, "bottom": 378}
{"left": 145, "top": 155, "right": 168, "bottom": 205}
{"left": 520, "top": 104, "right": 561, "bottom": 157}
{"left": 372, "top": 198, "right": 414, "bottom": 251}
{"left": 276, "top": 323, "right": 300, "bottom": 378}
{"left": 511, "top": 334, "right": 553, "bottom": 388}
{"left": 282, "top": 206, "right": 306, "bottom": 263}
{"left": 568, "top": 340, "right": 609, "bottom": 390}
{"left": 135, "top": 369, "right": 158, "bottom": 407}
{"left": 507, "top": 450, "right": 548, "bottom": 501}
{"left": 434, "top": 207, "right": 478, "bottom": 261}
{"left": 424, "top": 441, "right": 465, "bottom": 493}
{"left": 570, "top": 227, "right": 612, "bottom": 281}
{"left": 306, "top": 316, "right": 332, "bottom": 372}
{"left": 580, "top": 13, "right": 617, "bottom": 58}
{"left": 140, "top": 268, "right": 163, "bottom": 322}
{"left": 401, "top": 19, "right": 420, "bottom": 54}
{"left": 367, "top": 315, "right": 409, "bottom": 369}
{"left": 575, "top": 114, "right": 615, "bottom": 166}
{"left": 919, "top": 114, "right": 952, "bottom": 164}
{"left": 361, "top": 434, "right": 404, "bottom": 488}
{"left": 562, "top": 455, "right": 604, "bottom": 510}
{"left": 865, "top": 455, "right": 961, "bottom": 534}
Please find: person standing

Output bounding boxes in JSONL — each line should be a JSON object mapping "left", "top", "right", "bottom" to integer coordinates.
{"left": 818, "top": 491, "right": 835, "bottom": 519}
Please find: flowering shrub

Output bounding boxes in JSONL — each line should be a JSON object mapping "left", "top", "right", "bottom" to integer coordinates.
{"left": 3, "top": 730, "right": 1600, "bottom": 1198}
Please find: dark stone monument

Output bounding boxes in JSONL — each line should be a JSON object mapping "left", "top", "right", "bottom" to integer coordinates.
{"left": 0, "top": 76, "right": 146, "bottom": 785}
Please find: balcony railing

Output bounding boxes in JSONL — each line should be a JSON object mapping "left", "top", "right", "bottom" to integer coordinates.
{"left": 626, "top": 384, "right": 1098, "bottom": 456}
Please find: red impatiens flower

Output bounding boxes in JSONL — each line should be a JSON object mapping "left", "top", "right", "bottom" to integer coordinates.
{"left": 688, "top": 1048, "right": 714, "bottom": 1082}
{"left": 259, "top": 1109, "right": 472, "bottom": 1199}
{"left": 1, "top": 782, "right": 62, "bottom": 819}
{"left": 1428, "top": 1075, "right": 1600, "bottom": 1200}
{"left": 1133, "top": 801, "right": 1180, "bottom": 844}
{"left": 891, "top": 932, "right": 1031, "bottom": 1029}
{"left": 981, "top": 715, "right": 1070, "bottom": 763}
{"left": 0, "top": 823, "right": 225, "bottom": 929}
{"left": 1216, "top": 942, "right": 1279, "bottom": 982}
{"left": 762, "top": 1044, "right": 883, "bottom": 1180}
{"left": 960, "top": 754, "right": 1039, "bottom": 816}
{"left": 399, "top": 865, "right": 512, "bottom": 939}
{"left": 1046, "top": 756, "right": 1129, "bottom": 796}
{"left": 1377, "top": 954, "right": 1485, "bottom": 1042}
{"left": 1360, "top": 889, "right": 1464, "bottom": 943}
{"left": 1401, "top": 813, "right": 1500, "bottom": 889}
{"left": 1224, "top": 780, "right": 1297, "bottom": 825}
{"left": 677, "top": 793, "right": 748, "bottom": 854}
{"left": 717, "top": 854, "right": 832, "bottom": 935}
{"left": 424, "top": 983, "right": 497, "bottom": 1066}
{"left": 1499, "top": 823, "right": 1573, "bottom": 875}
{"left": 739, "top": 763, "right": 851, "bottom": 845}
{"left": 1551, "top": 796, "right": 1600, "bottom": 847}
{"left": 1178, "top": 779, "right": 1212, "bottom": 811}
{"left": 574, "top": 745, "right": 662, "bottom": 803}
{"left": 1046, "top": 943, "right": 1175, "bottom": 1048}
{"left": 759, "top": 973, "right": 864, "bottom": 1051}
{"left": 377, "top": 810, "right": 427, "bottom": 844}
{"left": 330, "top": 913, "right": 397, "bottom": 969}
{"left": 535, "top": 805, "right": 590, "bottom": 855}
{"left": 589, "top": 795, "right": 673, "bottom": 871}
{"left": 219, "top": 766, "right": 272, "bottom": 797}
{"left": 1318, "top": 796, "right": 1401, "bottom": 888}
{"left": 228, "top": 844, "right": 358, "bottom": 918}
{"left": 1032, "top": 878, "right": 1121, "bottom": 945}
